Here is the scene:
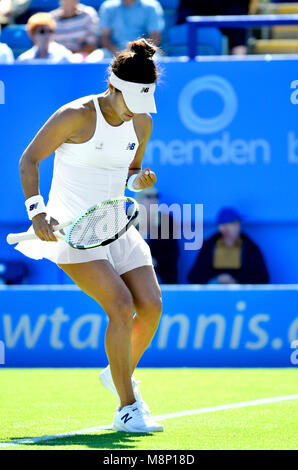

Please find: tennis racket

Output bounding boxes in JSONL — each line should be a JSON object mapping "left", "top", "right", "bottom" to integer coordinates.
{"left": 7, "top": 196, "right": 139, "bottom": 249}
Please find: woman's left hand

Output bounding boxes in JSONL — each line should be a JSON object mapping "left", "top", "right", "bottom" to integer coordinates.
{"left": 133, "top": 168, "right": 157, "bottom": 190}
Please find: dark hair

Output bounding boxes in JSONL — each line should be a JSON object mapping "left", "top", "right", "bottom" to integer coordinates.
{"left": 111, "top": 38, "right": 160, "bottom": 84}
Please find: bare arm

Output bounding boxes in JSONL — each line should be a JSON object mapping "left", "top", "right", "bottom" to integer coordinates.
{"left": 80, "top": 43, "right": 98, "bottom": 53}
{"left": 100, "top": 28, "right": 120, "bottom": 56}
{"left": 19, "top": 105, "right": 89, "bottom": 241}
{"left": 127, "top": 114, "right": 156, "bottom": 190}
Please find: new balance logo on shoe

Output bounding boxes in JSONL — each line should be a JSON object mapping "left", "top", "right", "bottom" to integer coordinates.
{"left": 29, "top": 203, "right": 38, "bottom": 211}
{"left": 121, "top": 413, "right": 133, "bottom": 424}
{"left": 141, "top": 87, "right": 149, "bottom": 93}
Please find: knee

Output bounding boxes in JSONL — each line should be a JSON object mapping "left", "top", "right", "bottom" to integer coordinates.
{"left": 107, "top": 292, "right": 134, "bottom": 327}
{"left": 137, "top": 294, "right": 163, "bottom": 324}
{"left": 152, "top": 295, "right": 163, "bottom": 318}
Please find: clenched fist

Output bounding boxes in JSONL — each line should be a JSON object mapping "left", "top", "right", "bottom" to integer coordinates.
{"left": 132, "top": 168, "right": 157, "bottom": 190}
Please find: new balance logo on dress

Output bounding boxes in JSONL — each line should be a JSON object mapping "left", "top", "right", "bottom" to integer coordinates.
{"left": 126, "top": 143, "right": 136, "bottom": 150}
{"left": 29, "top": 203, "right": 38, "bottom": 211}
{"left": 141, "top": 87, "right": 149, "bottom": 93}
{"left": 95, "top": 142, "right": 104, "bottom": 150}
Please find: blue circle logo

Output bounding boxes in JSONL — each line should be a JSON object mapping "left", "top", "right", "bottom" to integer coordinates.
{"left": 178, "top": 75, "right": 238, "bottom": 134}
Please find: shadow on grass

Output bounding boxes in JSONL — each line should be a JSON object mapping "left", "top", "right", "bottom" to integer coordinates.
{"left": 7, "top": 431, "right": 154, "bottom": 450}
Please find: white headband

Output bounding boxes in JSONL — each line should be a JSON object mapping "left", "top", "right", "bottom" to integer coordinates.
{"left": 109, "top": 71, "right": 157, "bottom": 114}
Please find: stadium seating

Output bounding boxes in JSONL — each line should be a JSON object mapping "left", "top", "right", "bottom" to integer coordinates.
{"left": 83, "top": 0, "right": 106, "bottom": 8}
{"left": 0, "top": 260, "right": 28, "bottom": 284}
{"left": 1, "top": 0, "right": 246, "bottom": 58}
{"left": 166, "top": 23, "right": 228, "bottom": 56}
{"left": 269, "top": 2, "right": 298, "bottom": 40}
{"left": 159, "top": 0, "right": 179, "bottom": 8}
{"left": 251, "top": 38, "right": 298, "bottom": 52}
{"left": 29, "top": 0, "right": 59, "bottom": 11}
{"left": 162, "top": 9, "right": 178, "bottom": 52}
{"left": 252, "top": 1, "right": 298, "bottom": 53}
{"left": 0, "top": 25, "right": 32, "bottom": 57}
{"left": 27, "top": 0, "right": 178, "bottom": 11}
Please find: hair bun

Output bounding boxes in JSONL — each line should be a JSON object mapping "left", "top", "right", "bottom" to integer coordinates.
{"left": 128, "top": 39, "right": 157, "bottom": 59}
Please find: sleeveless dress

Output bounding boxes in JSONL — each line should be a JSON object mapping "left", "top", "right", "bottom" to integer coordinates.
{"left": 15, "top": 94, "right": 152, "bottom": 275}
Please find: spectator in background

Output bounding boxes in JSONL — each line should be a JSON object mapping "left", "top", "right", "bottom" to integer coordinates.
{"left": 50, "top": 0, "right": 99, "bottom": 60}
{"left": 136, "top": 187, "right": 179, "bottom": 284}
{"left": 17, "top": 12, "right": 73, "bottom": 63}
{"left": 0, "top": 0, "right": 31, "bottom": 25}
{"left": 99, "top": 0, "right": 164, "bottom": 58}
{"left": 176, "top": 0, "right": 259, "bottom": 55}
{"left": 0, "top": 36, "right": 14, "bottom": 62}
{"left": 0, "top": 260, "right": 28, "bottom": 284}
{"left": 188, "top": 207, "right": 269, "bottom": 284}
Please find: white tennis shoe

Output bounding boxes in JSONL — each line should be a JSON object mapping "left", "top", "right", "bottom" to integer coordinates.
{"left": 99, "top": 365, "right": 150, "bottom": 415}
{"left": 113, "top": 401, "right": 163, "bottom": 433}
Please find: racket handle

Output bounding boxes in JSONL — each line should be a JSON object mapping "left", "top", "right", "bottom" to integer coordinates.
{"left": 6, "top": 220, "right": 73, "bottom": 245}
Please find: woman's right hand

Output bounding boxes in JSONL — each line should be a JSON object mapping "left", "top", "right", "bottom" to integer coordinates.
{"left": 32, "top": 213, "right": 59, "bottom": 242}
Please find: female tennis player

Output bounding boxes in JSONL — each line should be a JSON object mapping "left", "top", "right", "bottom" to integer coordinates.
{"left": 16, "top": 39, "right": 163, "bottom": 433}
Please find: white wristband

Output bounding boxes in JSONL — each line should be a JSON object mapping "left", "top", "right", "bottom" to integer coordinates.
{"left": 127, "top": 174, "right": 142, "bottom": 192}
{"left": 25, "top": 195, "right": 46, "bottom": 220}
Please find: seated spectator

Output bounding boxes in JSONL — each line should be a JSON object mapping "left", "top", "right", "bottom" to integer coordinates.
{"left": 0, "top": 40, "right": 14, "bottom": 62}
{"left": 0, "top": 260, "right": 28, "bottom": 284}
{"left": 99, "top": 0, "right": 164, "bottom": 58}
{"left": 50, "top": 0, "right": 99, "bottom": 59}
{"left": 176, "top": 0, "right": 259, "bottom": 55}
{"left": 17, "top": 13, "right": 73, "bottom": 63}
{"left": 188, "top": 207, "right": 269, "bottom": 284}
{"left": 0, "top": 0, "right": 31, "bottom": 25}
{"left": 136, "top": 187, "right": 179, "bottom": 284}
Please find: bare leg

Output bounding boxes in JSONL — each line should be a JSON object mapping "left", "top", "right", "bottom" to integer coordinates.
{"left": 121, "top": 266, "right": 162, "bottom": 371}
{"left": 58, "top": 260, "right": 135, "bottom": 409}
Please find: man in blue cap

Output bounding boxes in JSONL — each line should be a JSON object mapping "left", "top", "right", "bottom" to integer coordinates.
{"left": 188, "top": 207, "right": 269, "bottom": 284}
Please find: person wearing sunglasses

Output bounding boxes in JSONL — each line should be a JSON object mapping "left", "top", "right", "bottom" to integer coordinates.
{"left": 17, "top": 12, "right": 73, "bottom": 63}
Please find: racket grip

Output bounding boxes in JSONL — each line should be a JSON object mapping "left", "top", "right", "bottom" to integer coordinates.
{"left": 6, "top": 220, "right": 73, "bottom": 245}
{"left": 7, "top": 232, "right": 39, "bottom": 244}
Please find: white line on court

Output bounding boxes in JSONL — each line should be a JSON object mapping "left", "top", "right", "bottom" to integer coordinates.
{"left": 1, "top": 393, "right": 297, "bottom": 449}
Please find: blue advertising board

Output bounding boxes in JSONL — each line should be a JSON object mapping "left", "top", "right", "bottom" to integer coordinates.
{"left": 0, "top": 285, "right": 297, "bottom": 367}
{"left": 0, "top": 59, "right": 298, "bottom": 283}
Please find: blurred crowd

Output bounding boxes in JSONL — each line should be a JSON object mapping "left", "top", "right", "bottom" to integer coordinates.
{"left": 136, "top": 189, "right": 269, "bottom": 286}
{"left": 0, "top": 0, "right": 165, "bottom": 63}
{"left": 0, "top": 0, "right": 274, "bottom": 63}
{"left": 0, "top": 0, "right": 279, "bottom": 285}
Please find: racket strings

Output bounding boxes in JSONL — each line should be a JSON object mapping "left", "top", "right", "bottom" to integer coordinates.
{"left": 69, "top": 200, "right": 132, "bottom": 248}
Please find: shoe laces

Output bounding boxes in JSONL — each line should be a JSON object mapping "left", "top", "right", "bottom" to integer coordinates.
{"left": 138, "top": 398, "right": 151, "bottom": 416}
{"left": 131, "top": 378, "right": 151, "bottom": 415}
{"left": 128, "top": 404, "right": 149, "bottom": 424}
{"left": 132, "top": 377, "right": 141, "bottom": 395}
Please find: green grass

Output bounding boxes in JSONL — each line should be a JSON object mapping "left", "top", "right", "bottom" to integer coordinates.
{"left": 0, "top": 368, "right": 297, "bottom": 450}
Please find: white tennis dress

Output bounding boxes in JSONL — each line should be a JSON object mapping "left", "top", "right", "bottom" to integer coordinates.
{"left": 16, "top": 94, "right": 152, "bottom": 275}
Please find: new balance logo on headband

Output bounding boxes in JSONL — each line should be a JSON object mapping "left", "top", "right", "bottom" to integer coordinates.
{"left": 141, "top": 87, "right": 149, "bottom": 93}
{"left": 29, "top": 203, "right": 39, "bottom": 211}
